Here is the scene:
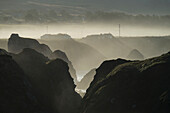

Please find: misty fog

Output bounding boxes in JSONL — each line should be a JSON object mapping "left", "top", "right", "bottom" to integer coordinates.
{"left": 1, "top": 23, "right": 170, "bottom": 39}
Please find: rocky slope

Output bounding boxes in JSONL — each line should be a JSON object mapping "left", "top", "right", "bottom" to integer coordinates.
{"left": 11, "top": 48, "right": 81, "bottom": 113}
{"left": 80, "top": 52, "right": 170, "bottom": 113}
{"left": 0, "top": 49, "right": 46, "bottom": 113}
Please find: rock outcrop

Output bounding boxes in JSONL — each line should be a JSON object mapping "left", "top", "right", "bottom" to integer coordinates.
{"left": 50, "top": 50, "right": 78, "bottom": 84}
{"left": 127, "top": 49, "right": 144, "bottom": 60}
{"left": 11, "top": 48, "right": 81, "bottom": 113}
{"left": 80, "top": 52, "right": 170, "bottom": 113}
{"left": 8, "top": 34, "right": 52, "bottom": 57}
{"left": 0, "top": 49, "right": 45, "bottom": 113}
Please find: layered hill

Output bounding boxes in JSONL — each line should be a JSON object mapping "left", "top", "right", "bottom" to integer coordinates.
{"left": 80, "top": 52, "right": 170, "bottom": 113}
{"left": 0, "top": 49, "right": 46, "bottom": 113}
{"left": 11, "top": 48, "right": 81, "bottom": 113}
{"left": 39, "top": 34, "right": 106, "bottom": 72}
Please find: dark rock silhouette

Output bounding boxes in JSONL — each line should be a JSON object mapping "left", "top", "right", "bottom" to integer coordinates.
{"left": 127, "top": 49, "right": 144, "bottom": 60}
{"left": 76, "top": 69, "right": 96, "bottom": 91}
{"left": 11, "top": 48, "right": 81, "bottom": 113}
{"left": 50, "top": 50, "right": 78, "bottom": 84}
{"left": 81, "top": 52, "right": 170, "bottom": 113}
{"left": 0, "top": 49, "right": 46, "bottom": 113}
{"left": 8, "top": 34, "right": 52, "bottom": 57}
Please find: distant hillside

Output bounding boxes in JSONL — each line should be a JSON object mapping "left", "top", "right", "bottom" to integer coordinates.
{"left": 41, "top": 34, "right": 72, "bottom": 40}
{"left": 78, "top": 33, "right": 131, "bottom": 59}
{"left": 119, "top": 36, "right": 170, "bottom": 58}
{"left": 39, "top": 36, "right": 106, "bottom": 72}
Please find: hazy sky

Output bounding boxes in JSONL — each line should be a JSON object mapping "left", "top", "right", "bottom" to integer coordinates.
{"left": 0, "top": 0, "right": 170, "bottom": 15}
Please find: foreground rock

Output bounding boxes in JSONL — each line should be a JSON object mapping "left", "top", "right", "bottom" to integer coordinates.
{"left": 11, "top": 48, "right": 81, "bottom": 113}
{"left": 80, "top": 52, "right": 170, "bottom": 113}
{"left": 8, "top": 34, "right": 52, "bottom": 57}
{"left": 0, "top": 49, "right": 45, "bottom": 113}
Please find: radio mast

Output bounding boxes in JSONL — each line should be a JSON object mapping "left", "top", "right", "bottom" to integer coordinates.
{"left": 46, "top": 25, "right": 48, "bottom": 34}
{"left": 119, "top": 24, "right": 120, "bottom": 38}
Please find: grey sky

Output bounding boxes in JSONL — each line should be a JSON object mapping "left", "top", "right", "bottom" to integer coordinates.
{"left": 0, "top": 0, "right": 170, "bottom": 15}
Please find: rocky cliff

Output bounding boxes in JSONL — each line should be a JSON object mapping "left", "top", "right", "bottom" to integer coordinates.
{"left": 80, "top": 52, "right": 170, "bottom": 113}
